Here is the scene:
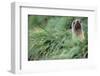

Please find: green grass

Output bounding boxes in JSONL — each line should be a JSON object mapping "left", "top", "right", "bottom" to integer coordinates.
{"left": 28, "top": 15, "right": 88, "bottom": 61}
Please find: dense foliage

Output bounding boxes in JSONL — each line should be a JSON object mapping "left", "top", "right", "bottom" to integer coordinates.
{"left": 28, "top": 15, "right": 88, "bottom": 61}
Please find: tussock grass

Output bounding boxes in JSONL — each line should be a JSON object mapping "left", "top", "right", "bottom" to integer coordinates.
{"left": 28, "top": 16, "right": 88, "bottom": 61}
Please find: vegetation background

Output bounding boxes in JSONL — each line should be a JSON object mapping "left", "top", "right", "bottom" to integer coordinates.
{"left": 28, "top": 15, "right": 88, "bottom": 61}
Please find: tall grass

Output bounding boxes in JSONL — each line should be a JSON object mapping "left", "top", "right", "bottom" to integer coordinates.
{"left": 28, "top": 15, "right": 88, "bottom": 61}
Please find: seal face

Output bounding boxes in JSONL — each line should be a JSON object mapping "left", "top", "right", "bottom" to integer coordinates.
{"left": 72, "top": 19, "right": 84, "bottom": 41}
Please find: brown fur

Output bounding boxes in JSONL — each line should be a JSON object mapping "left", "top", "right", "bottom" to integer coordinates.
{"left": 72, "top": 19, "right": 85, "bottom": 41}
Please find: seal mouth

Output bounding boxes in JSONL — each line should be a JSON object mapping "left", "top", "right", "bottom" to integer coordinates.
{"left": 75, "top": 21, "right": 81, "bottom": 31}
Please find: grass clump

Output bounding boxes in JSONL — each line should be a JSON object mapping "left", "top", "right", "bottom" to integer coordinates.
{"left": 28, "top": 15, "right": 88, "bottom": 61}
